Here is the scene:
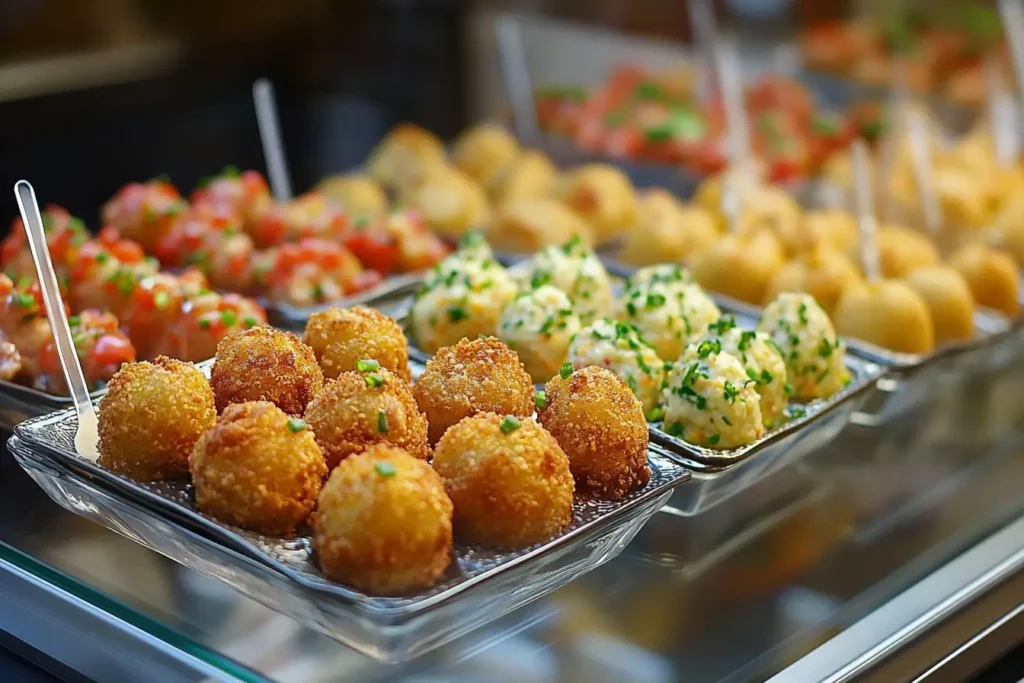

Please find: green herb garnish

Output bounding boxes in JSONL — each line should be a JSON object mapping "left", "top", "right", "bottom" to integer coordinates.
{"left": 375, "top": 461, "right": 397, "bottom": 477}
{"left": 286, "top": 418, "right": 307, "bottom": 433}
{"left": 377, "top": 410, "right": 389, "bottom": 434}
{"left": 500, "top": 415, "right": 521, "bottom": 433}
{"left": 559, "top": 362, "right": 573, "bottom": 380}
{"left": 535, "top": 391, "right": 547, "bottom": 410}
{"left": 357, "top": 359, "right": 381, "bottom": 372}
{"left": 365, "top": 373, "right": 385, "bottom": 388}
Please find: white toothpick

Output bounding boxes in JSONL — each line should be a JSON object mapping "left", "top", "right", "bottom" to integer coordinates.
{"left": 253, "top": 78, "right": 293, "bottom": 202}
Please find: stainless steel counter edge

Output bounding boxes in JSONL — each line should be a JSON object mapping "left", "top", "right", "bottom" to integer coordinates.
{"left": 0, "top": 552, "right": 256, "bottom": 683}
{"left": 768, "top": 513, "right": 1024, "bottom": 683}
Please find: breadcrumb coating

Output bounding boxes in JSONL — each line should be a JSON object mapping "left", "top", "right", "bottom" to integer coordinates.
{"left": 304, "top": 306, "right": 411, "bottom": 382}
{"left": 98, "top": 356, "right": 215, "bottom": 481}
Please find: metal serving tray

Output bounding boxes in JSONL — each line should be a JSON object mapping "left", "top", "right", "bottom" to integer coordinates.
{"left": 8, "top": 371, "right": 689, "bottom": 662}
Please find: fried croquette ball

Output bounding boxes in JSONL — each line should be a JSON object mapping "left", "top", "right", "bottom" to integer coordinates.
{"left": 692, "top": 230, "right": 785, "bottom": 304}
{"left": 413, "top": 336, "right": 534, "bottom": 444}
{"left": 305, "top": 368, "right": 427, "bottom": 470}
{"left": 432, "top": 413, "right": 574, "bottom": 547}
{"left": 210, "top": 325, "right": 323, "bottom": 415}
{"left": 661, "top": 350, "right": 764, "bottom": 449}
{"left": 98, "top": 357, "right": 216, "bottom": 481}
{"left": 619, "top": 190, "right": 719, "bottom": 266}
{"left": 410, "top": 254, "right": 517, "bottom": 353}
{"left": 734, "top": 186, "right": 806, "bottom": 257}
{"left": 452, "top": 123, "right": 521, "bottom": 187}
{"left": 487, "top": 197, "right": 594, "bottom": 254}
{"left": 903, "top": 266, "right": 976, "bottom": 344}
{"left": 557, "top": 164, "right": 638, "bottom": 244}
{"left": 539, "top": 366, "right": 650, "bottom": 500}
{"left": 877, "top": 224, "right": 940, "bottom": 279}
{"left": 404, "top": 166, "right": 491, "bottom": 238}
{"left": 948, "top": 243, "right": 1020, "bottom": 317}
{"left": 515, "top": 237, "right": 615, "bottom": 325}
{"left": 317, "top": 174, "right": 388, "bottom": 221}
{"left": 303, "top": 306, "right": 410, "bottom": 382}
{"left": 189, "top": 401, "right": 327, "bottom": 535}
{"left": 700, "top": 317, "right": 789, "bottom": 427}
{"left": 802, "top": 209, "right": 859, "bottom": 258}
{"left": 833, "top": 280, "right": 935, "bottom": 354}
{"left": 567, "top": 319, "right": 665, "bottom": 414}
{"left": 313, "top": 444, "right": 453, "bottom": 595}
{"left": 765, "top": 245, "right": 863, "bottom": 317}
{"left": 758, "top": 293, "right": 846, "bottom": 401}
{"left": 620, "top": 266, "right": 720, "bottom": 361}
{"left": 488, "top": 148, "right": 557, "bottom": 205}
{"left": 368, "top": 123, "right": 447, "bottom": 192}
{"left": 498, "top": 285, "right": 582, "bottom": 383}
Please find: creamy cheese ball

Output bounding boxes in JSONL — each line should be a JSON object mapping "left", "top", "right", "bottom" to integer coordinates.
{"left": 516, "top": 237, "right": 615, "bottom": 325}
{"left": 758, "top": 293, "right": 846, "bottom": 401}
{"left": 411, "top": 255, "right": 517, "bottom": 353}
{"left": 700, "top": 317, "right": 789, "bottom": 427}
{"left": 567, "top": 318, "right": 665, "bottom": 414}
{"left": 661, "top": 349, "right": 765, "bottom": 449}
{"left": 621, "top": 267, "right": 720, "bottom": 361}
{"left": 498, "top": 285, "right": 582, "bottom": 383}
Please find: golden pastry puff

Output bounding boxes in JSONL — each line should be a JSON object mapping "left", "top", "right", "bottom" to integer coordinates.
{"left": 317, "top": 174, "right": 388, "bottom": 222}
{"left": 367, "top": 123, "right": 447, "bottom": 193}
{"left": 801, "top": 208, "right": 859, "bottom": 259}
{"left": 619, "top": 189, "right": 719, "bottom": 266}
{"left": 734, "top": 185, "right": 805, "bottom": 257}
{"left": 903, "top": 266, "right": 976, "bottom": 344}
{"left": 833, "top": 279, "right": 935, "bottom": 354}
{"left": 877, "top": 224, "right": 940, "bottom": 279}
{"left": 692, "top": 229, "right": 785, "bottom": 305}
{"left": 765, "top": 245, "right": 863, "bottom": 317}
{"left": 487, "top": 197, "right": 594, "bottom": 254}
{"left": 557, "top": 164, "right": 638, "bottom": 244}
{"left": 488, "top": 149, "right": 557, "bottom": 205}
{"left": 403, "top": 166, "right": 491, "bottom": 238}
{"left": 948, "top": 242, "right": 1020, "bottom": 317}
{"left": 452, "top": 123, "right": 521, "bottom": 188}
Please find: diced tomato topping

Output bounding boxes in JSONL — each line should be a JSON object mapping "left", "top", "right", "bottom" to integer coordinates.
{"left": 91, "top": 334, "right": 136, "bottom": 367}
{"left": 344, "top": 231, "right": 401, "bottom": 275}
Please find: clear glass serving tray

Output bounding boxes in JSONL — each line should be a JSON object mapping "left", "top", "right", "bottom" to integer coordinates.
{"left": 8, "top": 393, "right": 689, "bottom": 661}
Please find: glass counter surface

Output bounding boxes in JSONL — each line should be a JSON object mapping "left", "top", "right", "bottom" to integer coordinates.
{"left": 1, "top": 389, "right": 1023, "bottom": 683}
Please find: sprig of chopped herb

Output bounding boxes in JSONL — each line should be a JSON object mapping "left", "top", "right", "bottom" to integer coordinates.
{"left": 708, "top": 434, "right": 721, "bottom": 446}
{"left": 377, "top": 410, "right": 389, "bottom": 434}
{"left": 365, "top": 373, "right": 385, "bottom": 388}
{"left": 723, "top": 380, "right": 739, "bottom": 403}
{"left": 375, "top": 461, "right": 397, "bottom": 477}
{"left": 696, "top": 339, "right": 721, "bottom": 359}
{"left": 559, "top": 362, "right": 573, "bottom": 380}
{"left": 448, "top": 306, "right": 468, "bottom": 323}
{"left": 220, "top": 309, "right": 238, "bottom": 327}
{"left": 286, "top": 418, "right": 307, "bottom": 433}
{"left": 708, "top": 316, "right": 737, "bottom": 335}
{"left": 357, "top": 359, "right": 380, "bottom": 372}
{"left": 499, "top": 415, "right": 521, "bottom": 433}
{"left": 535, "top": 391, "right": 547, "bottom": 410}
{"left": 645, "top": 406, "right": 664, "bottom": 422}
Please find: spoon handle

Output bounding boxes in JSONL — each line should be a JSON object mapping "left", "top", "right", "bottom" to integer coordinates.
{"left": 15, "top": 180, "right": 99, "bottom": 458}
{"left": 253, "top": 78, "right": 293, "bottom": 202}
{"left": 851, "top": 140, "right": 881, "bottom": 284}
{"left": 495, "top": 15, "right": 539, "bottom": 143}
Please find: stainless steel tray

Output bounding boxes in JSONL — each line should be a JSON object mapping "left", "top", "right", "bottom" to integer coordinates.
{"left": 8, "top": 377, "right": 690, "bottom": 661}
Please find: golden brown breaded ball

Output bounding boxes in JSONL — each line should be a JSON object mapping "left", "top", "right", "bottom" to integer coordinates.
{"left": 404, "top": 166, "right": 491, "bottom": 238}
{"left": 313, "top": 444, "right": 452, "bottom": 595}
{"left": 452, "top": 123, "right": 521, "bottom": 188}
{"left": 189, "top": 401, "right": 327, "bottom": 535}
{"left": 98, "top": 356, "right": 216, "bottom": 481}
{"left": 367, "top": 123, "right": 448, "bottom": 192}
{"left": 877, "top": 224, "right": 941, "bottom": 279}
{"left": 765, "top": 245, "right": 863, "bottom": 317}
{"left": 948, "top": 243, "right": 1021, "bottom": 317}
{"left": 833, "top": 280, "right": 935, "bottom": 354}
{"left": 801, "top": 208, "right": 859, "bottom": 258}
{"left": 413, "top": 336, "right": 534, "bottom": 445}
{"left": 210, "top": 325, "right": 323, "bottom": 415}
{"left": 304, "top": 368, "right": 428, "bottom": 470}
{"left": 557, "top": 164, "right": 638, "bottom": 244}
{"left": 619, "top": 189, "right": 719, "bottom": 267}
{"left": 734, "top": 186, "right": 806, "bottom": 257}
{"left": 538, "top": 366, "right": 650, "bottom": 501}
{"left": 487, "top": 197, "right": 594, "bottom": 254}
{"left": 904, "top": 266, "right": 976, "bottom": 344}
{"left": 303, "top": 306, "right": 410, "bottom": 382}
{"left": 317, "top": 173, "right": 388, "bottom": 221}
{"left": 692, "top": 230, "right": 785, "bottom": 304}
{"left": 488, "top": 148, "right": 557, "bottom": 205}
{"left": 432, "top": 412, "right": 574, "bottom": 547}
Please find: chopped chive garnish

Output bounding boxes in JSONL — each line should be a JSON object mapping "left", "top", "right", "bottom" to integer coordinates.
{"left": 220, "top": 309, "right": 238, "bottom": 327}
{"left": 287, "top": 418, "right": 307, "bottom": 433}
{"left": 535, "top": 391, "right": 547, "bottom": 410}
{"left": 499, "top": 415, "right": 521, "bottom": 433}
{"left": 154, "top": 290, "right": 171, "bottom": 310}
{"left": 645, "top": 406, "right": 664, "bottom": 422}
{"left": 559, "top": 362, "right": 573, "bottom": 380}
{"left": 243, "top": 315, "right": 258, "bottom": 328}
{"left": 375, "top": 461, "right": 396, "bottom": 477}
{"left": 198, "top": 318, "right": 211, "bottom": 330}
{"left": 357, "top": 359, "right": 381, "bottom": 372}
{"left": 365, "top": 373, "right": 385, "bottom": 388}
{"left": 377, "top": 410, "right": 389, "bottom": 434}
{"left": 67, "top": 315, "right": 81, "bottom": 328}
{"left": 708, "top": 434, "right": 720, "bottom": 446}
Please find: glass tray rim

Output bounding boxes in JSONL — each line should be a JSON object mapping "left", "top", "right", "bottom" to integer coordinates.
{"left": 11, "top": 404, "right": 690, "bottom": 621}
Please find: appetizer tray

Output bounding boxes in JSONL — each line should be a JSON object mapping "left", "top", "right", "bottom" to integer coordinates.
{"left": 7, "top": 371, "right": 690, "bottom": 662}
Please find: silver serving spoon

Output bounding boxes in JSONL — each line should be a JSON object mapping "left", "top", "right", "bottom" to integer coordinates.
{"left": 253, "top": 78, "right": 293, "bottom": 202}
{"left": 15, "top": 180, "right": 99, "bottom": 460}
